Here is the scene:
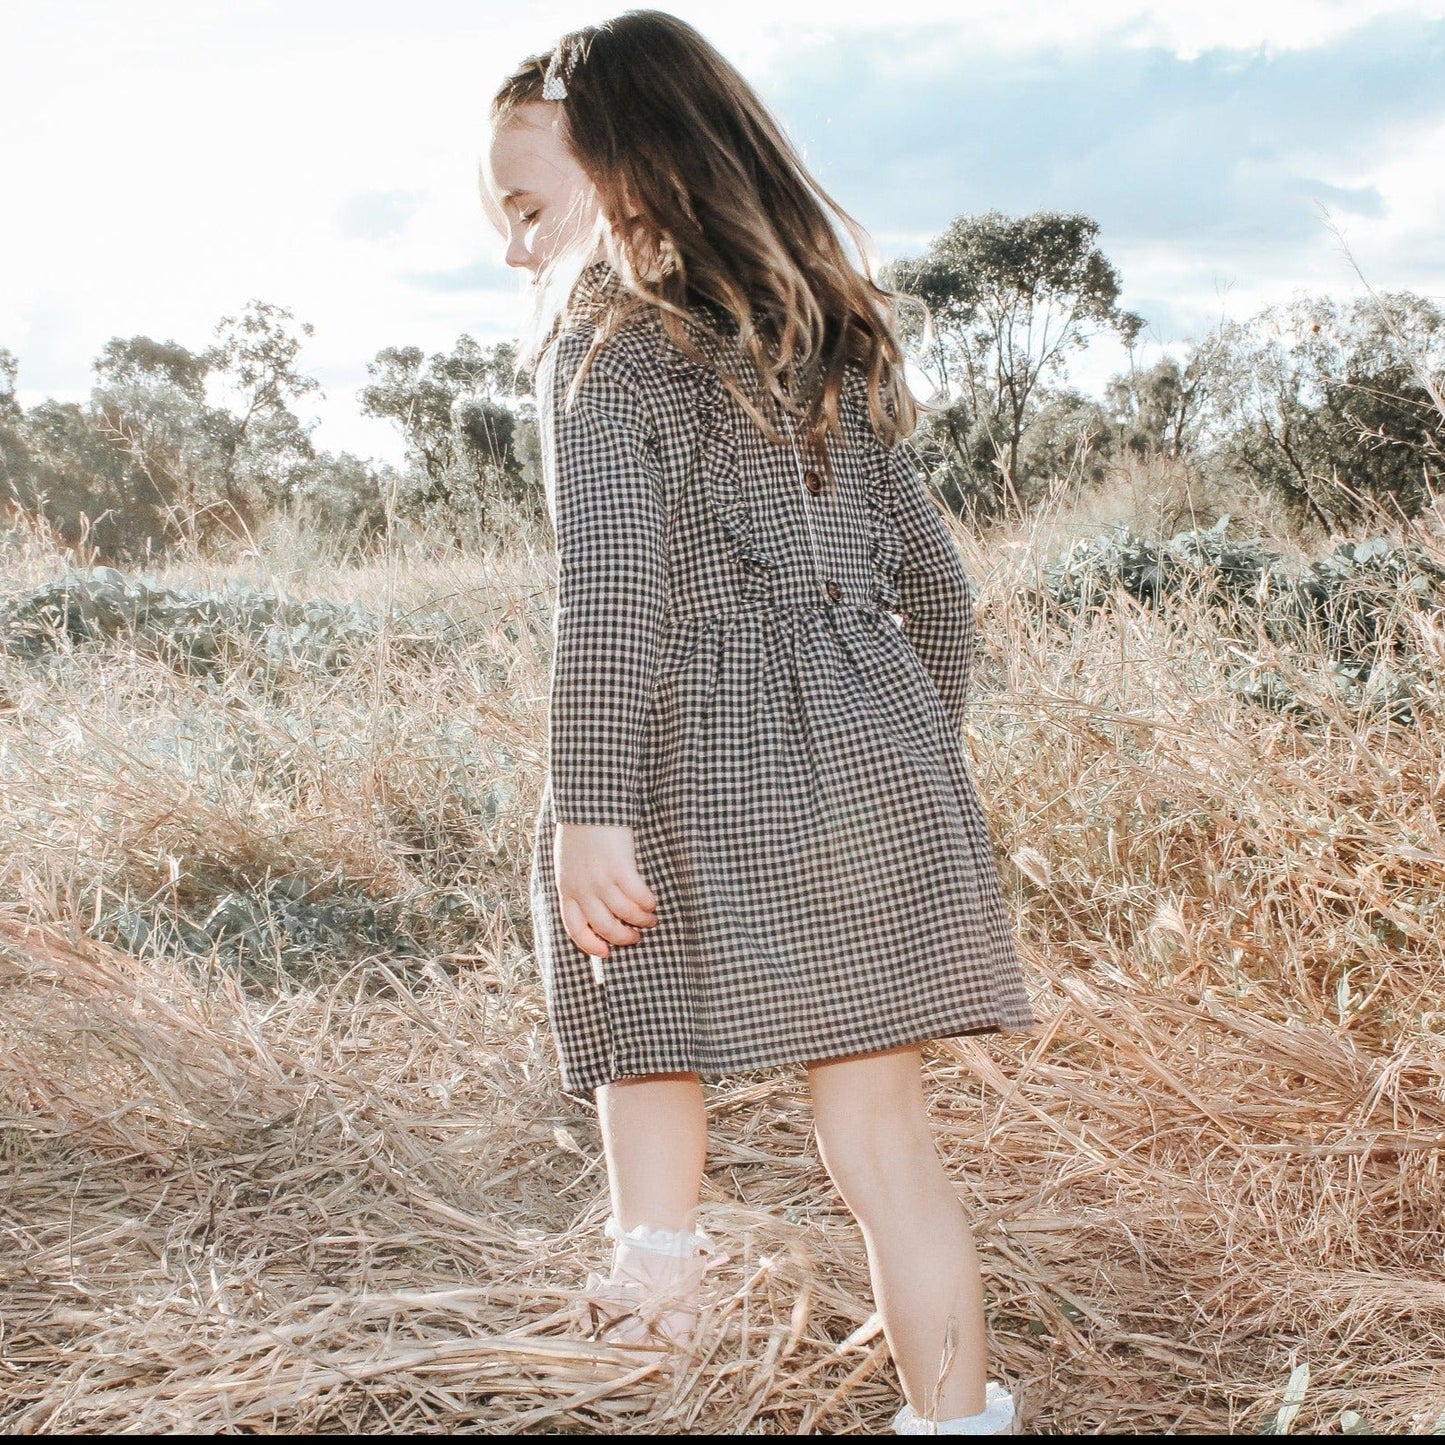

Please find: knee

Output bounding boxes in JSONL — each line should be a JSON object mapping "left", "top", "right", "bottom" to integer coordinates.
{"left": 813, "top": 1107, "right": 941, "bottom": 1221}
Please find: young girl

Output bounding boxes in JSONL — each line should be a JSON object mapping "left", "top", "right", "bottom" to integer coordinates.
{"left": 480, "top": 11, "right": 1034, "bottom": 1434}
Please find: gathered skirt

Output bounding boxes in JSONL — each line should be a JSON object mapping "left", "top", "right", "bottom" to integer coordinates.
{"left": 528, "top": 596, "right": 1035, "bottom": 1098}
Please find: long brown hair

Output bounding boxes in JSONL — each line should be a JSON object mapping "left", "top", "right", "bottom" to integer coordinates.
{"left": 488, "top": 9, "right": 919, "bottom": 455}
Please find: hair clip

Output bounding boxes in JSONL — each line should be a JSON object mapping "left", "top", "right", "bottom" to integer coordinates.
{"left": 541, "top": 48, "right": 569, "bottom": 100}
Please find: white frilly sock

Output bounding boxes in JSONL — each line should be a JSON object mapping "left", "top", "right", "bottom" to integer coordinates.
{"left": 605, "top": 1216, "right": 713, "bottom": 1261}
{"left": 893, "top": 1381, "right": 1016, "bottom": 1435}
{"left": 584, "top": 1216, "right": 715, "bottom": 1347}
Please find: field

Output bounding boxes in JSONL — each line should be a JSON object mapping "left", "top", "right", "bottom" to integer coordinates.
{"left": 2, "top": 479, "right": 1443, "bottom": 1434}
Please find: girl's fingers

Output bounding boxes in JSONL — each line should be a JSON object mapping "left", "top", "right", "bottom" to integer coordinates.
{"left": 562, "top": 892, "right": 642, "bottom": 950}
{"left": 625, "top": 869, "right": 659, "bottom": 913}
{"left": 601, "top": 881, "right": 657, "bottom": 929}
{"left": 592, "top": 911, "right": 642, "bottom": 946}
{"left": 560, "top": 895, "right": 613, "bottom": 957}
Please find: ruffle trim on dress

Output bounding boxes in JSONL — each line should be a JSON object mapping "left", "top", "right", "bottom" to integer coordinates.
{"left": 865, "top": 445, "right": 908, "bottom": 613}
{"left": 553, "top": 292, "right": 909, "bottom": 615}
{"left": 692, "top": 352, "right": 911, "bottom": 615}
{"left": 695, "top": 362, "right": 778, "bottom": 603}
{"left": 843, "top": 367, "right": 907, "bottom": 614}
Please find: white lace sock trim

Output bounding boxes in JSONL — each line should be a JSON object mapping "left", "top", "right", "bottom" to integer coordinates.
{"left": 893, "top": 1382, "right": 1015, "bottom": 1435}
{"left": 603, "top": 1216, "right": 714, "bottom": 1260}
{"left": 586, "top": 1217, "right": 717, "bottom": 1348}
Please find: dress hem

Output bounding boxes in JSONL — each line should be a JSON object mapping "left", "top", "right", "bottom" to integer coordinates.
{"left": 555, "top": 1008, "right": 1038, "bottom": 1100}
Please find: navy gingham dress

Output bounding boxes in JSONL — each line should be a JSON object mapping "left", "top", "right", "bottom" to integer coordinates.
{"left": 527, "top": 294, "right": 1034, "bottom": 1098}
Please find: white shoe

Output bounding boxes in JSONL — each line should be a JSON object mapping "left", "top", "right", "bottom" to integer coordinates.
{"left": 892, "top": 1381, "right": 1016, "bottom": 1435}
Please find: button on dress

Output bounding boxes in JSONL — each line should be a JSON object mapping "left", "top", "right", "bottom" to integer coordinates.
{"left": 527, "top": 296, "right": 1035, "bottom": 1098}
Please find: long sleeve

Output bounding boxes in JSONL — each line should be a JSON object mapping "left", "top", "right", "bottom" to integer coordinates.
{"left": 888, "top": 440, "right": 976, "bottom": 731}
{"left": 538, "top": 328, "right": 669, "bottom": 827}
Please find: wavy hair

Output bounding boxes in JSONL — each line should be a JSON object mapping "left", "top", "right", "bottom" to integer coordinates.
{"left": 488, "top": 9, "right": 919, "bottom": 458}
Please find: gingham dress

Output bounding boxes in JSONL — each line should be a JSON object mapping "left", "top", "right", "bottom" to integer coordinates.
{"left": 527, "top": 292, "right": 1034, "bottom": 1098}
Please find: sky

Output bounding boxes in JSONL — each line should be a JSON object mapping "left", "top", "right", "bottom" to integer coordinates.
{"left": 4, "top": 0, "right": 1445, "bottom": 464}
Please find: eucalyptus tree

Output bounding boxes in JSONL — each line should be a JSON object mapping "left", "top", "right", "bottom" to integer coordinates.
{"left": 0, "top": 346, "right": 19, "bottom": 418}
{"left": 1105, "top": 350, "right": 1220, "bottom": 462}
{"left": 359, "top": 336, "right": 537, "bottom": 531}
{"left": 83, "top": 302, "right": 320, "bottom": 545}
{"left": 90, "top": 335, "right": 225, "bottom": 538}
{"left": 1205, "top": 293, "right": 1444, "bottom": 530}
{"left": 0, "top": 347, "right": 26, "bottom": 500}
{"left": 886, "top": 210, "right": 1142, "bottom": 519}
{"left": 207, "top": 299, "right": 321, "bottom": 511}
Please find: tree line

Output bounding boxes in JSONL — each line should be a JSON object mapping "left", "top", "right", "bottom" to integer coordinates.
{"left": 0, "top": 303, "right": 541, "bottom": 560}
{"left": 2, "top": 211, "right": 1441, "bottom": 562}
{"left": 884, "top": 211, "right": 1443, "bottom": 531}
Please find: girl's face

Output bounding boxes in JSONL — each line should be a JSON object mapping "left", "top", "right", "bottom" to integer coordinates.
{"left": 481, "top": 103, "right": 602, "bottom": 276}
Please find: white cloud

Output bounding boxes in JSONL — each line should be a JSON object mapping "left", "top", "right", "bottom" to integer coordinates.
{"left": 1329, "top": 113, "right": 1445, "bottom": 298}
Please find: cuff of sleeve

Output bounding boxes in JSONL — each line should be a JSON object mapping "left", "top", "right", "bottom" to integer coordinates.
{"left": 551, "top": 788, "right": 640, "bottom": 829}
{"left": 554, "top": 812, "right": 639, "bottom": 829}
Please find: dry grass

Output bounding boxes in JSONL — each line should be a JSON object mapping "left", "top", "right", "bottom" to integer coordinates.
{"left": 1018, "top": 453, "right": 1306, "bottom": 560}
{"left": 2, "top": 495, "right": 1444, "bottom": 1434}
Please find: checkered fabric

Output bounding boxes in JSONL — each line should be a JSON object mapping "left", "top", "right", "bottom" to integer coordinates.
{"left": 527, "top": 288, "right": 1035, "bottom": 1098}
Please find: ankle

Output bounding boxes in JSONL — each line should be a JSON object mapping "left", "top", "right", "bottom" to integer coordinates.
{"left": 606, "top": 1216, "right": 711, "bottom": 1260}
{"left": 585, "top": 1216, "right": 717, "bottom": 1349}
{"left": 893, "top": 1382, "right": 1015, "bottom": 1435}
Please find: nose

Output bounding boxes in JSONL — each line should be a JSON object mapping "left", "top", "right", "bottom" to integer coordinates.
{"left": 505, "top": 236, "right": 533, "bottom": 272}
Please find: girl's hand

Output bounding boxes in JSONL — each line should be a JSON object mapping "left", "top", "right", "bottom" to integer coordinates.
{"left": 553, "top": 823, "right": 659, "bottom": 958}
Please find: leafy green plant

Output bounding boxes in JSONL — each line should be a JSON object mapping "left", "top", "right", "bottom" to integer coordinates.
{"left": 1038, "top": 518, "right": 1445, "bottom": 722}
{"left": 0, "top": 566, "right": 462, "bottom": 680}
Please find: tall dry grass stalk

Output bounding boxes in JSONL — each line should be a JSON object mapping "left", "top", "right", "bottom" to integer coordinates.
{"left": 2, "top": 489, "right": 1443, "bottom": 1433}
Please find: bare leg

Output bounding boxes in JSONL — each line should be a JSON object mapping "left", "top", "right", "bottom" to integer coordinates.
{"left": 596, "top": 1071, "right": 707, "bottom": 1232}
{"left": 807, "top": 1046, "right": 988, "bottom": 1420}
{"left": 590, "top": 1072, "right": 709, "bottom": 1345}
